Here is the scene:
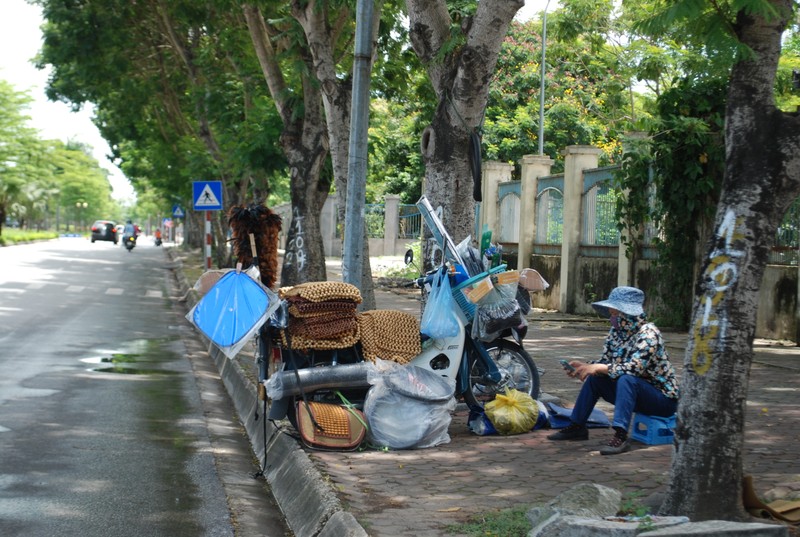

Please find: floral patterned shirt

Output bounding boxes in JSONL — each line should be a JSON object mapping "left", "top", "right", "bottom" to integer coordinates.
{"left": 596, "top": 313, "right": 679, "bottom": 399}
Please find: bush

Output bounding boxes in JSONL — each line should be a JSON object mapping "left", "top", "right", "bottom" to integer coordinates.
{"left": 0, "top": 229, "right": 60, "bottom": 245}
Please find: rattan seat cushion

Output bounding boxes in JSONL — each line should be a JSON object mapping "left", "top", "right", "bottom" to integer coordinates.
{"left": 357, "top": 310, "right": 421, "bottom": 364}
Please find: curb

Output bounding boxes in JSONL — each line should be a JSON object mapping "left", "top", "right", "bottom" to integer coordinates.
{"left": 168, "top": 248, "right": 366, "bottom": 537}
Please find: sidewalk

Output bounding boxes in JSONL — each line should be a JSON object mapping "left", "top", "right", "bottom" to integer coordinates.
{"left": 310, "top": 285, "right": 800, "bottom": 536}
{"left": 173, "top": 252, "right": 800, "bottom": 536}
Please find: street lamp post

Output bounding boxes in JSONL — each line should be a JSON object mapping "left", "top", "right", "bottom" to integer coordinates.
{"left": 538, "top": 0, "right": 551, "bottom": 156}
{"left": 76, "top": 201, "right": 88, "bottom": 233}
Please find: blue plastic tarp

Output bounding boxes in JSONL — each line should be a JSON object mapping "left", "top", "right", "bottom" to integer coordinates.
{"left": 187, "top": 270, "right": 278, "bottom": 358}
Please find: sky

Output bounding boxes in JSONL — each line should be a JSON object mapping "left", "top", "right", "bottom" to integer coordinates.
{"left": 0, "top": 0, "right": 135, "bottom": 201}
{"left": 0, "top": 0, "right": 555, "bottom": 204}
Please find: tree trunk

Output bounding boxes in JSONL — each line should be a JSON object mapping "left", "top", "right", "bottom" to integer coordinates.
{"left": 243, "top": 4, "right": 330, "bottom": 285}
{"left": 281, "top": 130, "right": 330, "bottom": 284}
{"left": 406, "top": 0, "right": 523, "bottom": 267}
{"left": 661, "top": 0, "right": 800, "bottom": 520}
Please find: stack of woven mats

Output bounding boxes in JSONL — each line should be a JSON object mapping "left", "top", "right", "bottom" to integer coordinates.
{"left": 357, "top": 310, "right": 421, "bottom": 364}
{"left": 280, "top": 282, "right": 362, "bottom": 350}
{"left": 279, "top": 282, "right": 421, "bottom": 364}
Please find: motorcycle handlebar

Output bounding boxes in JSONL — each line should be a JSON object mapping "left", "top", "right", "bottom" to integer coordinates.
{"left": 410, "top": 268, "right": 442, "bottom": 288}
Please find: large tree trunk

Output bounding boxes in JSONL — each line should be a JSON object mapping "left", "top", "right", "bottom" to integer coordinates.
{"left": 243, "top": 4, "right": 329, "bottom": 285}
{"left": 661, "top": 0, "right": 800, "bottom": 520}
{"left": 292, "top": 0, "right": 378, "bottom": 308}
{"left": 406, "top": 0, "right": 523, "bottom": 266}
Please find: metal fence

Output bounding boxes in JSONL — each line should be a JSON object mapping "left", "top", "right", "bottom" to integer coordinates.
{"left": 361, "top": 190, "right": 799, "bottom": 266}
{"left": 582, "top": 183, "right": 619, "bottom": 247}
{"left": 535, "top": 188, "right": 564, "bottom": 245}
{"left": 770, "top": 197, "right": 800, "bottom": 265}
{"left": 399, "top": 204, "right": 422, "bottom": 239}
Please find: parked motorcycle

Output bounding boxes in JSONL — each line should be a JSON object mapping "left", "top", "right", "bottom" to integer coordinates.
{"left": 260, "top": 196, "right": 540, "bottom": 428}
{"left": 123, "top": 234, "right": 137, "bottom": 252}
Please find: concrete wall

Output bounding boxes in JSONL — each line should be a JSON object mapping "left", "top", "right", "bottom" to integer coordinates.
{"left": 482, "top": 146, "right": 799, "bottom": 341}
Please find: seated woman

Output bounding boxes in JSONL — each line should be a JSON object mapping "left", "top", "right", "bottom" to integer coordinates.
{"left": 547, "top": 286, "right": 679, "bottom": 455}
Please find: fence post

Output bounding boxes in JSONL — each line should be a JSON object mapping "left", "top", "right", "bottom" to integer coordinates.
{"left": 559, "top": 145, "right": 602, "bottom": 313}
{"left": 518, "top": 155, "right": 554, "bottom": 270}
{"left": 479, "top": 161, "right": 513, "bottom": 241}
{"left": 321, "top": 196, "right": 339, "bottom": 256}
{"left": 383, "top": 194, "right": 400, "bottom": 256}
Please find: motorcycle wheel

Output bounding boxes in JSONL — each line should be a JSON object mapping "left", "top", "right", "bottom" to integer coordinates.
{"left": 462, "top": 339, "right": 540, "bottom": 409}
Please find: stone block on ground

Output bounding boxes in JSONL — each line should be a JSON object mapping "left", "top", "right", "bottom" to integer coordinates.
{"left": 645, "top": 519, "right": 789, "bottom": 536}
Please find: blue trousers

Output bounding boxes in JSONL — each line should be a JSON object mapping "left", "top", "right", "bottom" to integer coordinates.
{"left": 570, "top": 374, "right": 677, "bottom": 432}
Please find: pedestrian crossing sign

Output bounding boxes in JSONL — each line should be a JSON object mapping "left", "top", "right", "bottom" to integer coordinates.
{"left": 192, "top": 181, "right": 223, "bottom": 211}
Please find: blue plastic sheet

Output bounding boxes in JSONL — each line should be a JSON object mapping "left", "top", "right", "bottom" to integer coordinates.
{"left": 187, "top": 270, "right": 278, "bottom": 358}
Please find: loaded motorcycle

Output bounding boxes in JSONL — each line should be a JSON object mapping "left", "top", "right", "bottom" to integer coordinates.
{"left": 260, "top": 196, "right": 540, "bottom": 426}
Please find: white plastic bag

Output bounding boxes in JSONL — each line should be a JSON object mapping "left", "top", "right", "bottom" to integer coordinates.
{"left": 364, "top": 360, "right": 455, "bottom": 449}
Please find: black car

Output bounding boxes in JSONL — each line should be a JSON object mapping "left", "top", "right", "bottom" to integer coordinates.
{"left": 90, "top": 220, "right": 118, "bottom": 244}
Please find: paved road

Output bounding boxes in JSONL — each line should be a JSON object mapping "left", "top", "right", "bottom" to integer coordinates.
{"left": 0, "top": 238, "right": 287, "bottom": 537}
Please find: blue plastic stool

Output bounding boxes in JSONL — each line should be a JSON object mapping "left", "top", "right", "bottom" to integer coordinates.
{"left": 631, "top": 414, "right": 676, "bottom": 445}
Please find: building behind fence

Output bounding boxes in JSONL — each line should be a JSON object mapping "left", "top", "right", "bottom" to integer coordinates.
{"left": 273, "top": 145, "right": 799, "bottom": 342}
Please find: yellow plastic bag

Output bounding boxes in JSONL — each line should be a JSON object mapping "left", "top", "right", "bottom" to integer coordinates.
{"left": 484, "top": 389, "right": 538, "bottom": 435}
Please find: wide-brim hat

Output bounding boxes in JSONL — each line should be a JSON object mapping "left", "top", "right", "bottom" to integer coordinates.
{"left": 591, "top": 286, "right": 645, "bottom": 318}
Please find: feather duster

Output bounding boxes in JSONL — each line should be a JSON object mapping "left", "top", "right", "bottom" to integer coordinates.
{"left": 228, "top": 203, "right": 282, "bottom": 288}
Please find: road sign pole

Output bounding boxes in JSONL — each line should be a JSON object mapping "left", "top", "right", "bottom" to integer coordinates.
{"left": 205, "top": 211, "right": 212, "bottom": 270}
{"left": 191, "top": 180, "right": 223, "bottom": 270}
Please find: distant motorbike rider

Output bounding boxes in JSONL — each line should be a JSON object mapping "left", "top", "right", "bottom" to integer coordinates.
{"left": 123, "top": 220, "right": 136, "bottom": 237}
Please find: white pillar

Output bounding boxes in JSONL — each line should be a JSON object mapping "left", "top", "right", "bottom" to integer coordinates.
{"left": 480, "top": 161, "right": 513, "bottom": 242}
{"left": 518, "top": 154, "right": 554, "bottom": 270}
{"left": 383, "top": 194, "right": 400, "bottom": 256}
{"left": 559, "top": 145, "right": 602, "bottom": 313}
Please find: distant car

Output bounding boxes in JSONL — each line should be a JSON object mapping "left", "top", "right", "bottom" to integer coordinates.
{"left": 90, "top": 220, "right": 118, "bottom": 244}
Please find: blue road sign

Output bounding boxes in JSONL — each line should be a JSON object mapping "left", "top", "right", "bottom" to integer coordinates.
{"left": 172, "top": 205, "right": 185, "bottom": 218}
{"left": 192, "top": 181, "right": 223, "bottom": 211}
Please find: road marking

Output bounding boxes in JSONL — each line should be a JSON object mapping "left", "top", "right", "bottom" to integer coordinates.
{"left": 66, "top": 286, "right": 85, "bottom": 293}
{"left": 106, "top": 288, "right": 124, "bottom": 295}
{"left": 145, "top": 290, "right": 163, "bottom": 298}
{"left": 27, "top": 283, "right": 45, "bottom": 289}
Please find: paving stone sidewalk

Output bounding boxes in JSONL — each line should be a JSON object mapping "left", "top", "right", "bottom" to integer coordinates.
{"left": 311, "top": 260, "right": 800, "bottom": 536}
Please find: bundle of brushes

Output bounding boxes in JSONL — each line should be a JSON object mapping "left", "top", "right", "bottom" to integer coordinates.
{"left": 228, "top": 203, "right": 282, "bottom": 288}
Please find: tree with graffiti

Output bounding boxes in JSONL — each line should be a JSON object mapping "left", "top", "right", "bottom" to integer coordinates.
{"left": 644, "top": 0, "right": 800, "bottom": 521}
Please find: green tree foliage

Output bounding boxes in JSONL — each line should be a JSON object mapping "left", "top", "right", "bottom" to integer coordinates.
{"left": 368, "top": 46, "right": 434, "bottom": 203}
{"left": 0, "top": 80, "right": 38, "bottom": 234}
{"left": 616, "top": 76, "right": 727, "bottom": 327}
{"left": 36, "top": 0, "right": 287, "bottom": 225}
{"left": 483, "top": 17, "right": 632, "bottom": 172}
{"left": 0, "top": 80, "right": 115, "bottom": 234}
{"left": 368, "top": 99, "right": 425, "bottom": 203}
{"left": 613, "top": 0, "right": 800, "bottom": 328}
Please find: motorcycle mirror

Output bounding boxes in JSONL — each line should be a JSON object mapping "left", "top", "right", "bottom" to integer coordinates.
{"left": 404, "top": 249, "right": 414, "bottom": 265}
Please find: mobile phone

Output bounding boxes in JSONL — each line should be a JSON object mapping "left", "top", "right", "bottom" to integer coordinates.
{"left": 560, "top": 359, "right": 576, "bottom": 372}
